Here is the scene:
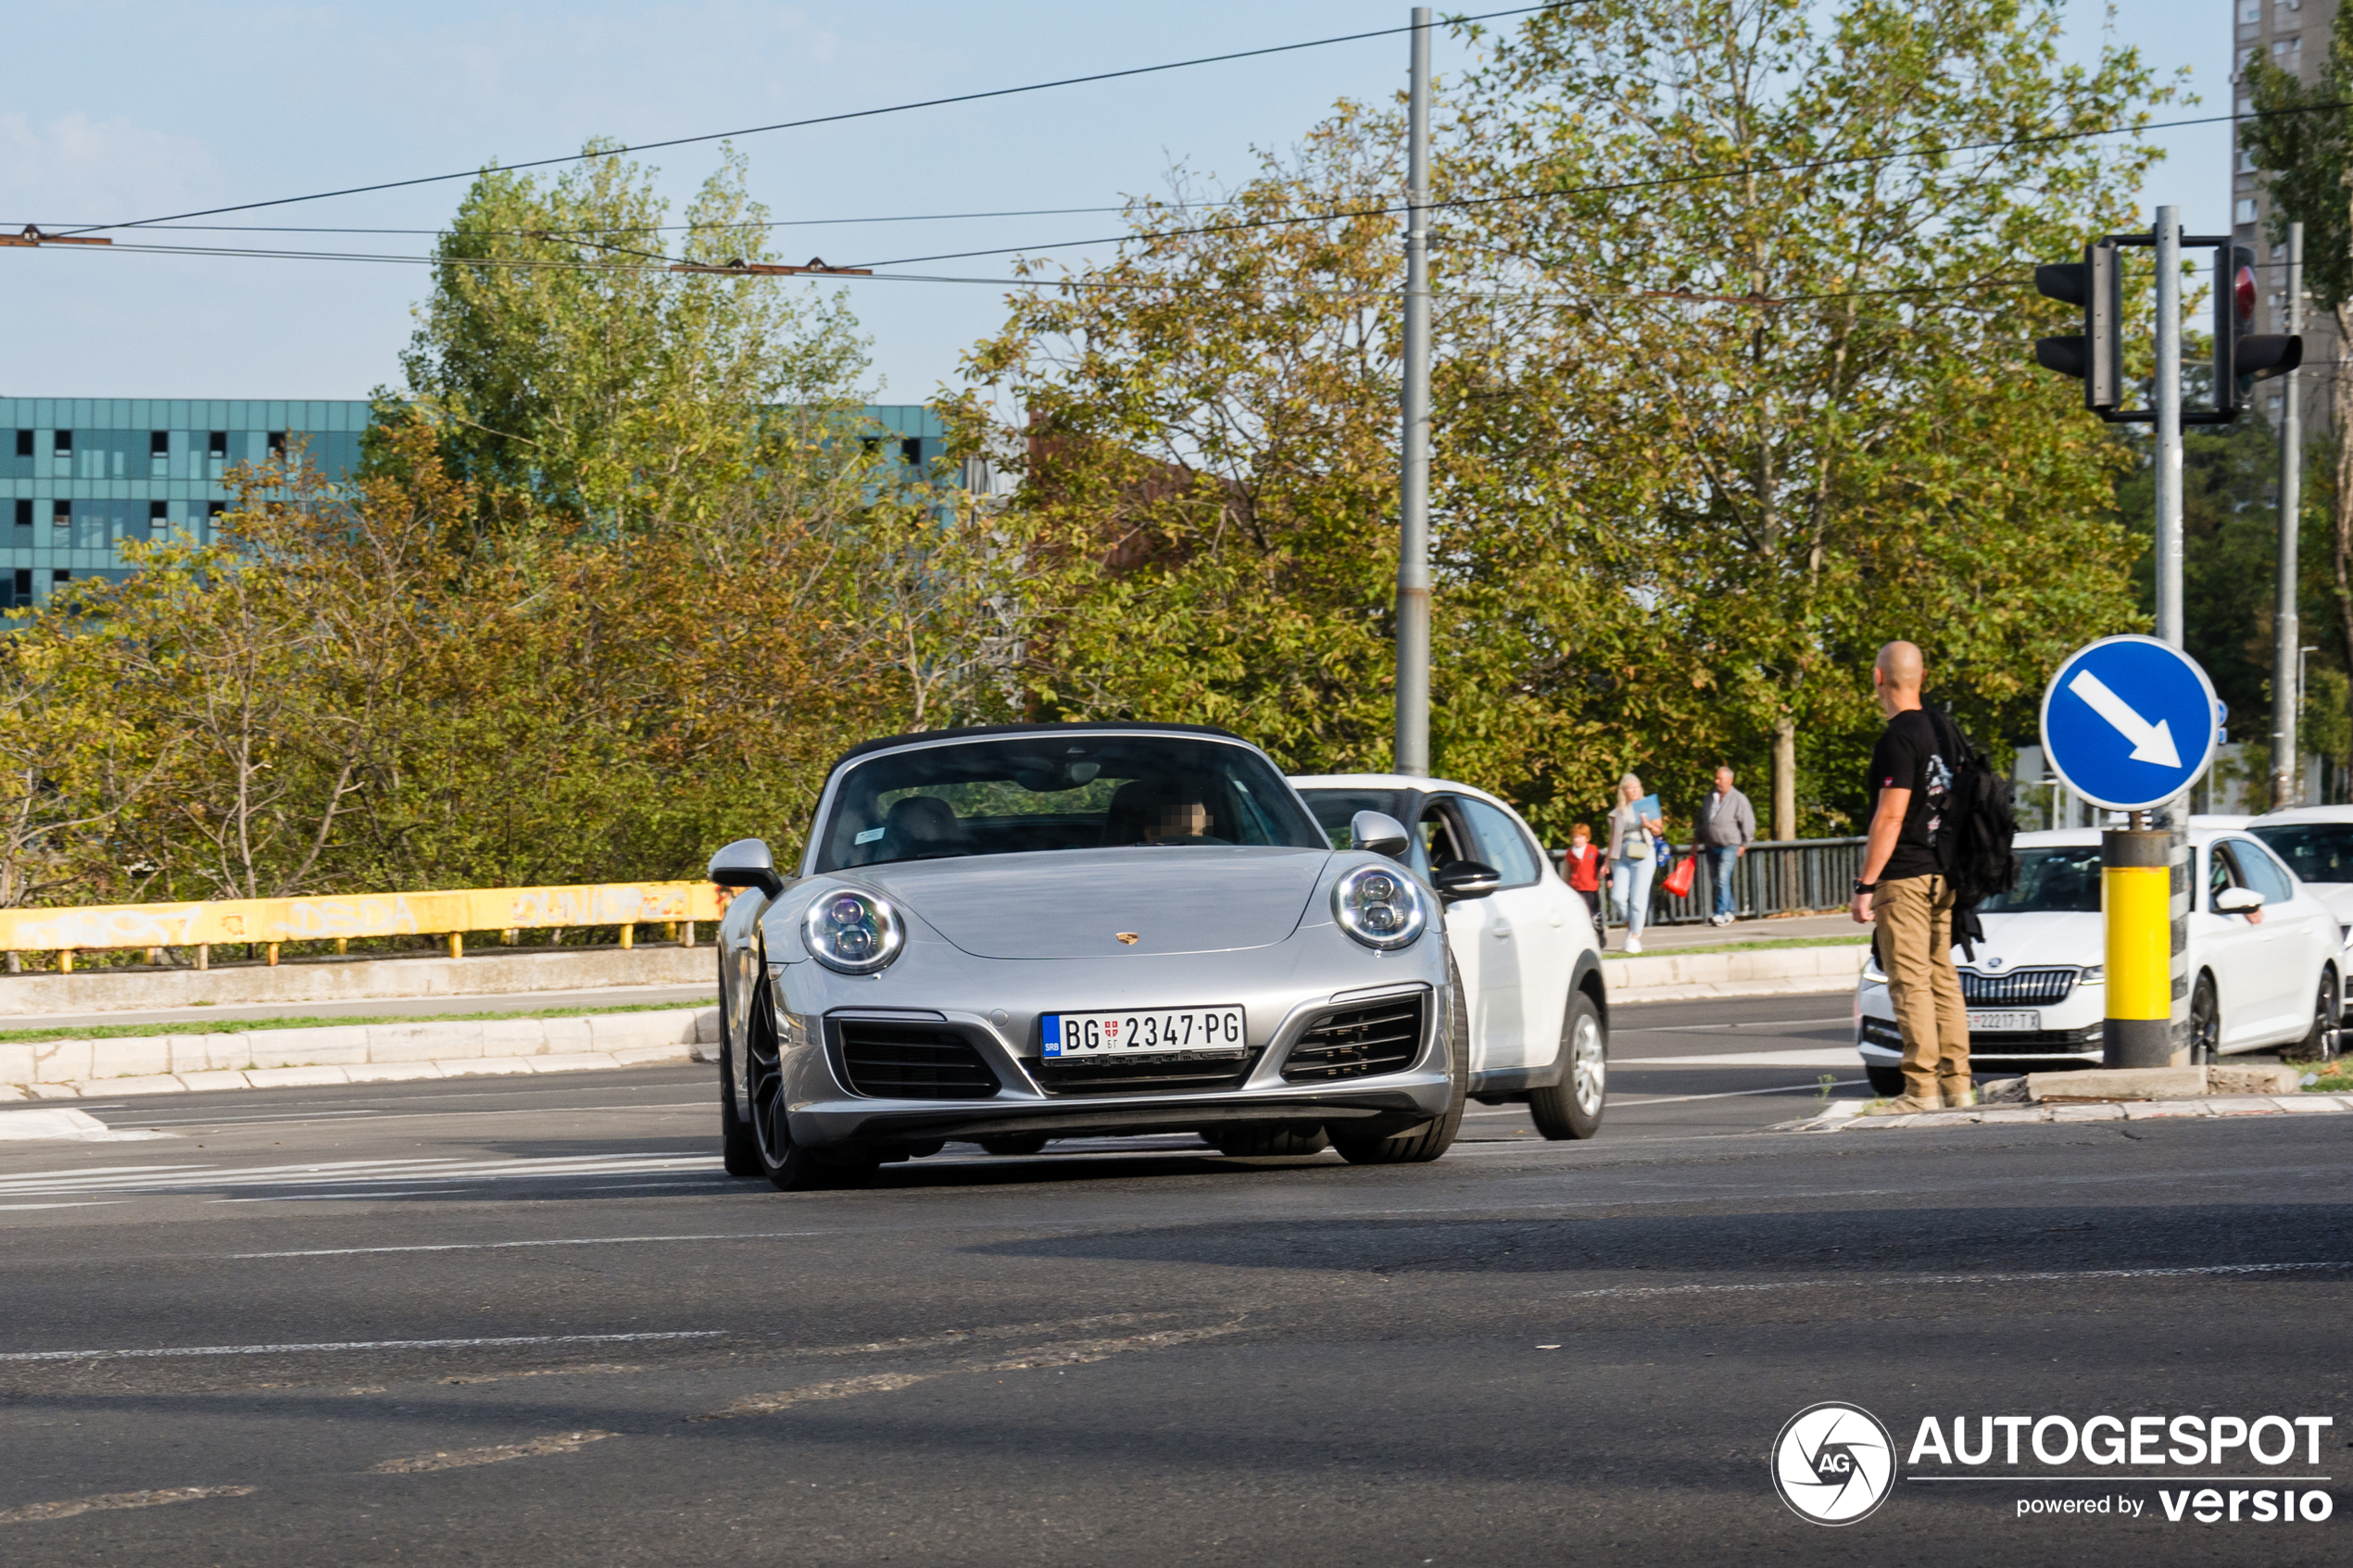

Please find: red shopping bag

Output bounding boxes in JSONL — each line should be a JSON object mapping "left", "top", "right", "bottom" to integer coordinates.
{"left": 1661, "top": 854, "right": 1697, "bottom": 899}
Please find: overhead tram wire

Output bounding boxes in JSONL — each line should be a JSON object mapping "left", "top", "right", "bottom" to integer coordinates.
{"left": 52, "top": 4, "right": 1574, "bottom": 239}
{"left": 1, "top": 201, "right": 1257, "bottom": 240}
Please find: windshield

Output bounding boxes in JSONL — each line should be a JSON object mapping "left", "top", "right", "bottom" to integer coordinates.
{"left": 2248, "top": 822, "right": 2353, "bottom": 885}
{"left": 1978, "top": 847, "right": 2101, "bottom": 915}
{"left": 1296, "top": 788, "right": 1413, "bottom": 850}
{"left": 813, "top": 734, "right": 1326, "bottom": 872}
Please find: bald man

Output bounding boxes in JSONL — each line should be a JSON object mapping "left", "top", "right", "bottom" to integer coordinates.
{"left": 1850, "top": 641, "right": 1971, "bottom": 1111}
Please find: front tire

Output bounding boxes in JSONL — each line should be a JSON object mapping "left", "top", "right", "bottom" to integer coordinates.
{"left": 1332, "top": 951, "right": 1469, "bottom": 1166}
{"left": 2297, "top": 967, "right": 2339, "bottom": 1061}
{"left": 718, "top": 964, "right": 760, "bottom": 1178}
{"left": 2189, "top": 973, "right": 2221, "bottom": 1066}
{"left": 1529, "top": 989, "right": 1606, "bottom": 1140}
{"left": 1866, "top": 1064, "right": 1906, "bottom": 1097}
{"left": 745, "top": 972, "right": 835, "bottom": 1191}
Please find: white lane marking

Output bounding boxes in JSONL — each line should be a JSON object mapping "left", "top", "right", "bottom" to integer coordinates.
{"left": 208, "top": 1189, "right": 477, "bottom": 1203}
{"left": 0, "top": 1330, "right": 725, "bottom": 1363}
{"left": 371, "top": 1429, "right": 618, "bottom": 1474}
{"left": 1611, "top": 1080, "right": 1868, "bottom": 1107}
{"left": 1555, "top": 1260, "right": 2351, "bottom": 1302}
{"left": 0, "top": 1486, "right": 257, "bottom": 1525}
{"left": 0, "top": 1152, "right": 719, "bottom": 1200}
{"left": 232, "top": 1230, "right": 828, "bottom": 1259}
{"left": 116, "top": 1102, "right": 711, "bottom": 1130}
{"left": 0, "top": 1201, "right": 132, "bottom": 1211}
{"left": 1616, "top": 1048, "right": 1859, "bottom": 1067}
{"left": 1617, "top": 1015, "right": 1853, "bottom": 1032}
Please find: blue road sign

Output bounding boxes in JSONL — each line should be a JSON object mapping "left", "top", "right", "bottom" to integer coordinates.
{"left": 2040, "top": 634, "right": 2221, "bottom": 812}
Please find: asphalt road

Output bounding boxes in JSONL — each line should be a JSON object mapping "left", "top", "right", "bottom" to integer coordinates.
{"left": 1, "top": 992, "right": 2345, "bottom": 1565}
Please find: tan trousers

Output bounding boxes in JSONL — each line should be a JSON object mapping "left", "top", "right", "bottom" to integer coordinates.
{"left": 1876, "top": 873, "right": 1969, "bottom": 1099}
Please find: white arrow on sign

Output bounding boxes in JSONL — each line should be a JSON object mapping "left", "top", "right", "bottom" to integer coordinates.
{"left": 2066, "top": 669, "right": 2182, "bottom": 768}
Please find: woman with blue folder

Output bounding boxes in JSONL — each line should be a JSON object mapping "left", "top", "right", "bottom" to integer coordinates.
{"left": 1606, "top": 774, "right": 1667, "bottom": 952}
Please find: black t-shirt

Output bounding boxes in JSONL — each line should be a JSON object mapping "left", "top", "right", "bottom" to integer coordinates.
{"left": 1868, "top": 708, "right": 1956, "bottom": 882}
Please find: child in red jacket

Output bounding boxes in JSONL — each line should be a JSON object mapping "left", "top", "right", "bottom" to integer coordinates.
{"left": 1562, "top": 822, "right": 1603, "bottom": 923}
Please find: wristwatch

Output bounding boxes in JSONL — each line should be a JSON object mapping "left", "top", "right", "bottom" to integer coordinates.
{"left": 1852, "top": 879, "right": 1877, "bottom": 896}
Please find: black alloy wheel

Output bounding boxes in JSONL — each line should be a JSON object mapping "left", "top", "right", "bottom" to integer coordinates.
{"left": 2298, "top": 967, "right": 2340, "bottom": 1062}
{"left": 2189, "top": 973, "right": 2221, "bottom": 1066}
{"left": 745, "top": 972, "right": 857, "bottom": 1191}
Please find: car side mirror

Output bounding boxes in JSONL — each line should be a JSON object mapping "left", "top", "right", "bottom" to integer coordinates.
{"left": 1434, "top": 860, "right": 1503, "bottom": 901}
{"left": 708, "top": 837, "right": 785, "bottom": 898}
{"left": 2214, "top": 885, "right": 2263, "bottom": 914}
{"left": 1350, "top": 809, "right": 1410, "bottom": 858}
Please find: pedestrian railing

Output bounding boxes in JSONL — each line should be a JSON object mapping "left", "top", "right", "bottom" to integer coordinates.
{"left": 0, "top": 880, "right": 730, "bottom": 973}
{"left": 1554, "top": 837, "right": 1868, "bottom": 928}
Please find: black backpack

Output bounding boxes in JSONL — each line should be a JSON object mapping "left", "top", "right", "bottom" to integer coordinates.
{"left": 1930, "top": 710, "right": 2020, "bottom": 909}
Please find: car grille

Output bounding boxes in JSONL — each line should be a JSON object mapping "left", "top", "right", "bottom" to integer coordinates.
{"left": 1958, "top": 968, "right": 2078, "bottom": 1006}
{"left": 1860, "top": 1016, "right": 2097, "bottom": 1055}
{"left": 1281, "top": 993, "right": 1427, "bottom": 1083}
{"left": 834, "top": 1021, "right": 1000, "bottom": 1099}
{"left": 1026, "top": 1047, "right": 1262, "bottom": 1098}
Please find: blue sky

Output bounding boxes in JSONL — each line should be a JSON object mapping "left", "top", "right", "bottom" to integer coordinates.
{"left": 0, "top": 1, "right": 2228, "bottom": 403}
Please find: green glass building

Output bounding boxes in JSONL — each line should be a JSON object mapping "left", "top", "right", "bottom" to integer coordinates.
{"left": 1, "top": 397, "right": 953, "bottom": 608}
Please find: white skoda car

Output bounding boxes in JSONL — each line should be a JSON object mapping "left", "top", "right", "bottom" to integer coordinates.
{"left": 1855, "top": 826, "right": 2342, "bottom": 1092}
{"left": 1290, "top": 774, "right": 1609, "bottom": 1139}
{"left": 2246, "top": 807, "right": 2353, "bottom": 941}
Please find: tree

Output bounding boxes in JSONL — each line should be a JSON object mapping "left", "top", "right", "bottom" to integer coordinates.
{"left": 384, "top": 141, "right": 871, "bottom": 532}
{"left": 1450, "top": 0, "right": 2169, "bottom": 834}
{"left": 2243, "top": 9, "right": 2353, "bottom": 777}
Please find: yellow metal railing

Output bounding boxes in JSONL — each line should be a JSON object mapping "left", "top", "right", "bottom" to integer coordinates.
{"left": 0, "top": 881, "right": 731, "bottom": 973}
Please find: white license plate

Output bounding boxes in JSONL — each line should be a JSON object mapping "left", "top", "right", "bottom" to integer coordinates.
{"left": 1042, "top": 1005, "right": 1246, "bottom": 1059}
{"left": 1968, "top": 1010, "right": 2040, "bottom": 1033}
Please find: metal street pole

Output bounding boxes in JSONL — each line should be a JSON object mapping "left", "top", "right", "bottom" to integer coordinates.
{"left": 1394, "top": 5, "right": 1432, "bottom": 777}
{"left": 2148, "top": 208, "right": 2191, "bottom": 1062}
{"left": 2273, "top": 221, "right": 2306, "bottom": 809}
{"left": 2153, "top": 207, "right": 2184, "bottom": 648}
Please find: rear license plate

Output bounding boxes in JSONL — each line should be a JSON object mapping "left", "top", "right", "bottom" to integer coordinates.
{"left": 1967, "top": 1010, "right": 2039, "bottom": 1033}
{"left": 1042, "top": 1006, "right": 1246, "bottom": 1059}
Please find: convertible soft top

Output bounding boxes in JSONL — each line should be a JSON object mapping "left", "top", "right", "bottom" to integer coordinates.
{"left": 826, "top": 721, "right": 1251, "bottom": 773}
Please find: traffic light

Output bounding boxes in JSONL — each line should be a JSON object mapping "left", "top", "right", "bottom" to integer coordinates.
{"left": 2215, "top": 243, "right": 2302, "bottom": 420}
{"left": 2034, "top": 243, "right": 2120, "bottom": 416}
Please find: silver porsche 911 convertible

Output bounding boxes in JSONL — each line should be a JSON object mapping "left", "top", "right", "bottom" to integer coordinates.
{"left": 704, "top": 721, "right": 1477, "bottom": 1189}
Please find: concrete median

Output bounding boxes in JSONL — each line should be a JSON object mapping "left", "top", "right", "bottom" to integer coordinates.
{"left": 1603, "top": 941, "right": 1869, "bottom": 1003}
{"left": 1, "top": 1007, "right": 720, "bottom": 1100}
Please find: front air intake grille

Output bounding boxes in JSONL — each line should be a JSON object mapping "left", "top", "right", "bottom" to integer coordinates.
{"left": 1282, "top": 993, "right": 1428, "bottom": 1083}
{"left": 1958, "top": 968, "right": 2078, "bottom": 1006}
{"left": 1027, "top": 1047, "right": 1261, "bottom": 1098}
{"left": 834, "top": 1021, "right": 1000, "bottom": 1099}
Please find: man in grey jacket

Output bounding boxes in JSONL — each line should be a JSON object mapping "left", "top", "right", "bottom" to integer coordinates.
{"left": 1695, "top": 766, "right": 1756, "bottom": 926}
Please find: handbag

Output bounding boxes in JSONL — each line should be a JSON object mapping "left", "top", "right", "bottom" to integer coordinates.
{"left": 1654, "top": 834, "right": 1671, "bottom": 871}
{"left": 1661, "top": 854, "right": 1696, "bottom": 899}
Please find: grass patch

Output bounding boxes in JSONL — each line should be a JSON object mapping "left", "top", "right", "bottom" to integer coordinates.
{"left": 1601, "top": 935, "right": 1871, "bottom": 960}
{"left": 2294, "top": 1064, "right": 2353, "bottom": 1095}
{"left": 0, "top": 999, "right": 711, "bottom": 1046}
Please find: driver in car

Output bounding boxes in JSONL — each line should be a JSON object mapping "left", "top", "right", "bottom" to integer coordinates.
{"left": 1143, "top": 789, "right": 1216, "bottom": 843}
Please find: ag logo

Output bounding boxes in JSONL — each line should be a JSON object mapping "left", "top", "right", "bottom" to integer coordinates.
{"left": 1771, "top": 1402, "right": 1895, "bottom": 1525}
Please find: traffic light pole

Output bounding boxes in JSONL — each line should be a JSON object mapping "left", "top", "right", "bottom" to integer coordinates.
{"left": 2273, "top": 221, "right": 2305, "bottom": 809}
{"left": 1393, "top": 6, "right": 1432, "bottom": 778}
{"left": 2153, "top": 207, "right": 2184, "bottom": 649}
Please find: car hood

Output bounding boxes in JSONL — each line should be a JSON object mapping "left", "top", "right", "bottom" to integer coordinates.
{"left": 853, "top": 846, "right": 1332, "bottom": 960}
{"left": 2300, "top": 883, "right": 2353, "bottom": 932}
{"left": 1969, "top": 910, "right": 2103, "bottom": 970}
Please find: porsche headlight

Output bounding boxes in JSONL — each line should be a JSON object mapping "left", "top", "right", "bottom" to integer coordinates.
{"left": 802, "top": 888, "right": 904, "bottom": 974}
{"left": 1333, "top": 863, "right": 1428, "bottom": 951}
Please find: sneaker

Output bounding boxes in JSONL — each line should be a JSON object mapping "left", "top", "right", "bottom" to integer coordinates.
{"left": 1941, "top": 1082, "right": 1977, "bottom": 1110}
{"left": 1867, "top": 1094, "right": 1942, "bottom": 1116}
{"left": 1624, "top": 935, "right": 1642, "bottom": 954}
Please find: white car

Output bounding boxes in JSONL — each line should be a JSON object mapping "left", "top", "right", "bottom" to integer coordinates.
{"left": 2246, "top": 806, "right": 2353, "bottom": 939}
{"left": 1290, "top": 773, "right": 1608, "bottom": 1138}
{"left": 1856, "top": 826, "right": 2342, "bottom": 1093}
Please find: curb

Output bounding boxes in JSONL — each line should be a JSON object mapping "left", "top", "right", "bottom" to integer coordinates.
{"left": 1604, "top": 942, "right": 1869, "bottom": 1005}
{"left": 0, "top": 1007, "right": 719, "bottom": 1100}
{"left": 1781, "top": 1094, "right": 2353, "bottom": 1132}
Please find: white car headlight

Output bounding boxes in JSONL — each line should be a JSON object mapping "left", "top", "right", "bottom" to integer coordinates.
{"left": 802, "top": 888, "right": 904, "bottom": 974}
{"left": 1333, "top": 863, "right": 1428, "bottom": 951}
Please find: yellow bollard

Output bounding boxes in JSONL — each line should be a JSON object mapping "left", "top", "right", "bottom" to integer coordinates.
{"left": 501, "top": 928, "right": 517, "bottom": 946}
{"left": 619, "top": 922, "right": 635, "bottom": 950}
{"left": 266, "top": 943, "right": 281, "bottom": 967}
{"left": 447, "top": 931, "right": 464, "bottom": 960}
{"left": 58, "top": 948, "right": 74, "bottom": 975}
{"left": 2103, "top": 826, "right": 2173, "bottom": 1067}
{"left": 195, "top": 943, "right": 209, "bottom": 972}
{"left": 334, "top": 937, "right": 348, "bottom": 955}
{"left": 146, "top": 947, "right": 163, "bottom": 966}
